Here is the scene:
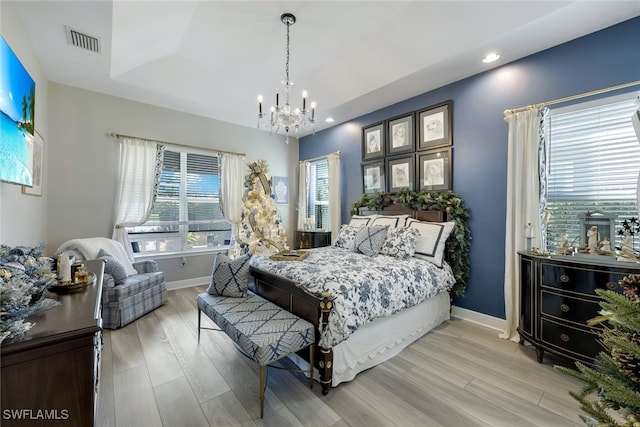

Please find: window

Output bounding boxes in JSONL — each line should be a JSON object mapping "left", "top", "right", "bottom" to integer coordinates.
{"left": 305, "top": 159, "right": 329, "bottom": 230}
{"left": 545, "top": 92, "right": 640, "bottom": 252}
{"left": 128, "top": 149, "right": 232, "bottom": 254}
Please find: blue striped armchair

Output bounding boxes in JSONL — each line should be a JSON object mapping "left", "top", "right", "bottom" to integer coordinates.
{"left": 56, "top": 238, "right": 167, "bottom": 329}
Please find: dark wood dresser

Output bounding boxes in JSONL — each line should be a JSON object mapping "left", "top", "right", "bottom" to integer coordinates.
{"left": 1, "top": 259, "right": 104, "bottom": 426}
{"left": 518, "top": 251, "right": 640, "bottom": 365}
{"left": 294, "top": 230, "right": 332, "bottom": 249}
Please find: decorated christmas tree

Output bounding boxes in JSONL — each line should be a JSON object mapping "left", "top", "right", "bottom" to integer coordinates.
{"left": 233, "top": 160, "right": 287, "bottom": 256}
{"left": 556, "top": 274, "right": 640, "bottom": 426}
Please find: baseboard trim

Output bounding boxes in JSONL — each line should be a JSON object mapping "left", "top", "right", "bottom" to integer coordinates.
{"left": 166, "top": 276, "right": 209, "bottom": 291}
{"left": 451, "top": 305, "right": 506, "bottom": 333}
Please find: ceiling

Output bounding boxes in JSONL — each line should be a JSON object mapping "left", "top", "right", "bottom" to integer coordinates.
{"left": 9, "top": 1, "right": 640, "bottom": 137}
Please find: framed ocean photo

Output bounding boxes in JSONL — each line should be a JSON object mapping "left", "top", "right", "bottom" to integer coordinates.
{"left": 0, "top": 35, "right": 36, "bottom": 187}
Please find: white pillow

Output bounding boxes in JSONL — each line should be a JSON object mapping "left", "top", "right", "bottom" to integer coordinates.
{"left": 406, "top": 219, "right": 455, "bottom": 267}
{"left": 370, "top": 214, "right": 410, "bottom": 229}
{"left": 349, "top": 214, "right": 375, "bottom": 227}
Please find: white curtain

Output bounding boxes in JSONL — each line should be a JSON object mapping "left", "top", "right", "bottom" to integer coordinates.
{"left": 633, "top": 109, "right": 640, "bottom": 216}
{"left": 220, "top": 152, "right": 245, "bottom": 253}
{"left": 297, "top": 161, "right": 309, "bottom": 230}
{"left": 327, "top": 152, "right": 341, "bottom": 244}
{"left": 501, "top": 107, "right": 544, "bottom": 341}
{"left": 112, "top": 138, "right": 164, "bottom": 262}
{"left": 220, "top": 152, "right": 245, "bottom": 224}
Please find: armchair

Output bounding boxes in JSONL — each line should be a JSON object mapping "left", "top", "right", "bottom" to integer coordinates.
{"left": 55, "top": 237, "right": 167, "bottom": 329}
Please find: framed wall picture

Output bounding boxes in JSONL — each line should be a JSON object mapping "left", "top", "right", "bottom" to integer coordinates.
{"left": 418, "top": 101, "right": 452, "bottom": 150}
{"left": 22, "top": 130, "right": 44, "bottom": 196}
{"left": 271, "top": 176, "right": 289, "bottom": 205}
{"left": 386, "top": 155, "right": 414, "bottom": 193}
{"left": 362, "top": 122, "right": 385, "bottom": 160}
{"left": 362, "top": 161, "right": 385, "bottom": 194}
{"left": 417, "top": 147, "right": 452, "bottom": 191}
{"left": 387, "top": 113, "right": 414, "bottom": 155}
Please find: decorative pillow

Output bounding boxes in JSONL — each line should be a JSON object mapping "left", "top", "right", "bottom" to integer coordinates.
{"left": 207, "top": 253, "right": 252, "bottom": 297}
{"left": 370, "top": 214, "right": 410, "bottom": 229}
{"left": 379, "top": 227, "right": 420, "bottom": 259}
{"left": 348, "top": 215, "right": 375, "bottom": 227}
{"left": 97, "top": 248, "right": 128, "bottom": 285}
{"left": 354, "top": 225, "right": 389, "bottom": 257}
{"left": 333, "top": 224, "right": 360, "bottom": 250}
{"left": 406, "top": 219, "right": 456, "bottom": 267}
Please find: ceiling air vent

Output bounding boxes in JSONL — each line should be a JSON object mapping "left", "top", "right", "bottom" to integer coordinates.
{"left": 65, "top": 26, "right": 101, "bottom": 54}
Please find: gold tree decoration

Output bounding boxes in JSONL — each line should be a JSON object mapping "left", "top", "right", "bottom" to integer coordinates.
{"left": 234, "top": 160, "right": 288, "bottom": 256}
{"left": 556, "top": 274, "right": 640, "bottom": 426}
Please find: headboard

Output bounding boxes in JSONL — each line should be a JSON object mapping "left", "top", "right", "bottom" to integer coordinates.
{"left": 357, "top": 203, "right": 446, "bottom": 222}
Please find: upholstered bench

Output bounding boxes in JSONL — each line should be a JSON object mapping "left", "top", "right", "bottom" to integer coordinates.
{"left": 196, "top": 292, "right": 315, "bottom": 418}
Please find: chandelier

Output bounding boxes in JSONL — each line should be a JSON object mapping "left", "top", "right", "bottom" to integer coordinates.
{"left": 257, "top": 13, "right": 316, "bottom": 138}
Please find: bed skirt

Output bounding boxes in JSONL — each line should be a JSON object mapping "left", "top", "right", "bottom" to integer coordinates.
{"left": 290, "top": 291, "right": 450, "bottom": 387}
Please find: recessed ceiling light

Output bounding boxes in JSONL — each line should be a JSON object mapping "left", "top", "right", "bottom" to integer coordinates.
{"left": 482, "top": 52, "right": 500, "bottom": 63}
{"left": 325, "top": 117, "right": 335, "bottom": 123}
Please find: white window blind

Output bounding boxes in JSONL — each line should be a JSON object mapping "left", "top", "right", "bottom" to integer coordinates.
{"left": 306, "top": 159, "right": 329, "bottom": 230}
{"left": 128, "top": 149, "right": 231, "bottom": 253}
{"left": 546, "top": 93, "right": 640, "bottom": 251}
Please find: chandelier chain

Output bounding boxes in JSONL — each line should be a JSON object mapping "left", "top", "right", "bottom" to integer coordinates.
{"left": 285, "top": 18, "right": 290, "bottom": 88}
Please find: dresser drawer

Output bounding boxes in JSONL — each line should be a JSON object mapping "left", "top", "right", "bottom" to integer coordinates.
{"left": 540, "top": 318, "right": 603, "bottom": 361}
{"left": 541, "top": 262, "right": 622, "bottom": 295}
{"left": 540, "top": 290, "right": 601, "bottom": 326}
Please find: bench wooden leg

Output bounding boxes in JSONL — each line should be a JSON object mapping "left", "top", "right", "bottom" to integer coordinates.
{"left": 308, "top": 344, "right": 314, "bottom": 389}
{"left": 259, "top": 365, "right": 267, "bottom": 419}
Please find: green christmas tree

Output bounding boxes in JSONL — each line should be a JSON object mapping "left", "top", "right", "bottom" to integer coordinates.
{"left": 232, "top": 160, "right": 287, "bottom": 256}
{"left": 556, "top": 274, "right": 640, "bottom": 426}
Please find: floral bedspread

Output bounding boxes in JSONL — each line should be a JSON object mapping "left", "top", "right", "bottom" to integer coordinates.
{"left": 250, "top": 247, "right": 455, "bottom": 348}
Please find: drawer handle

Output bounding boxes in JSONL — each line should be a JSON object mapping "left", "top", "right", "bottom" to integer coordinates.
{"left": 560, "top": 333, "right": 570, "bottom": 342}
{"left": 560, "top": 274, "right": 570, "bottom": 283}
{"left": 607, "top": 282, "right": 617, "bottom": 290}
{"left": 560, "top": 304, "right": 570, "bottom": 312}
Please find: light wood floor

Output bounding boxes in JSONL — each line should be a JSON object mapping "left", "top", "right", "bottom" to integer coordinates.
{"left": 97, "top": 286, "right": 584, "bottom": 427}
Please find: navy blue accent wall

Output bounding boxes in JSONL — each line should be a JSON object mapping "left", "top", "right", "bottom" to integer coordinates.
{"left": 300, "top": 17, "right": 640, "bottom": 319}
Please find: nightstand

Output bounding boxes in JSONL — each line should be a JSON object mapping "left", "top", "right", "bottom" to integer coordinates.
{"left": 295, "top": 230, "right": 332, "bottom": 249}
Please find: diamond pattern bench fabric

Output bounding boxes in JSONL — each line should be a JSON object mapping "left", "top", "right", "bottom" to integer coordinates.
{"left": 197, "top": 292, "right": 314, "bottom": 366}
{"left": 197, "top": 291, "right": 315, "bottom": 418}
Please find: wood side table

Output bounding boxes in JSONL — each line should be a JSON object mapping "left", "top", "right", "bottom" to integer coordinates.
{"left": 295, "top": 230, "right": 332, "bottom": 249}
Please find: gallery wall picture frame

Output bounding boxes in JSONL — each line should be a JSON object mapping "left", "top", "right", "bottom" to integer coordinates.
{"left": 417, "top": 100, "right": 452, "bottom": 150}
{"left": 22, "top": 130, "right": 44, "bottom": 196}
{"left": 362, "top": 122, "right": 385, "bottom": 160}
{"left": 417, "top": 147, "right": 452, "bottom": 192}
{"left": 386, "top": 155, "right": 415, "bottom": 193}
{"left": 362, "top": 161, "right": 385, "bottom": 194}
{"left": 386, "top": 113, "right": 414, "bottom": 155}
{"left": 271, "top": 176, "right": 289, "bottom": 205}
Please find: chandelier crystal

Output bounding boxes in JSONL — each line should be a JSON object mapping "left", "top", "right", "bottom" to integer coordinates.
{"left": 257, "top": 13, "right": 315, "bottom": 139}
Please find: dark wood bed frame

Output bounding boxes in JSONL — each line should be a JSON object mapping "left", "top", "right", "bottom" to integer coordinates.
{"left": 248, "top": 204, "right": 446, "bottom": 395}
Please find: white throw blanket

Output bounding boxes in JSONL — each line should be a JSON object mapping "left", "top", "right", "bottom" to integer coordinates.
{"left": 55, "top": 237, "right": 138, "bottom": 276}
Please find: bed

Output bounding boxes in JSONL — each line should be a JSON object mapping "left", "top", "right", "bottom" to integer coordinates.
{"left": 248, "top": 205, "right": 460, "bottom": 395}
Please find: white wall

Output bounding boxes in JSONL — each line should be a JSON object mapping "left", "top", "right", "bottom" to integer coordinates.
{"left": 0, "top": 1, "right": 48, "bottom": 247}
{"left": 47, "top": 83, "right": 298, "bottom": 267}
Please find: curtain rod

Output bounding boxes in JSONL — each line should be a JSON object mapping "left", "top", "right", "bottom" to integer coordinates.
{"left": 299, "top": 151, "right": 341, "bottom": 164}
{"left": 110, "top": 132, "right": 245, "bottom": 157}
{"left": 504, "top": 80, "right": 640, "bottom": 115}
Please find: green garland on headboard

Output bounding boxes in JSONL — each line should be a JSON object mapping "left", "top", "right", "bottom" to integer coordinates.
{"left": 350, "top": 188, "right": 471, "bottom": 297}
